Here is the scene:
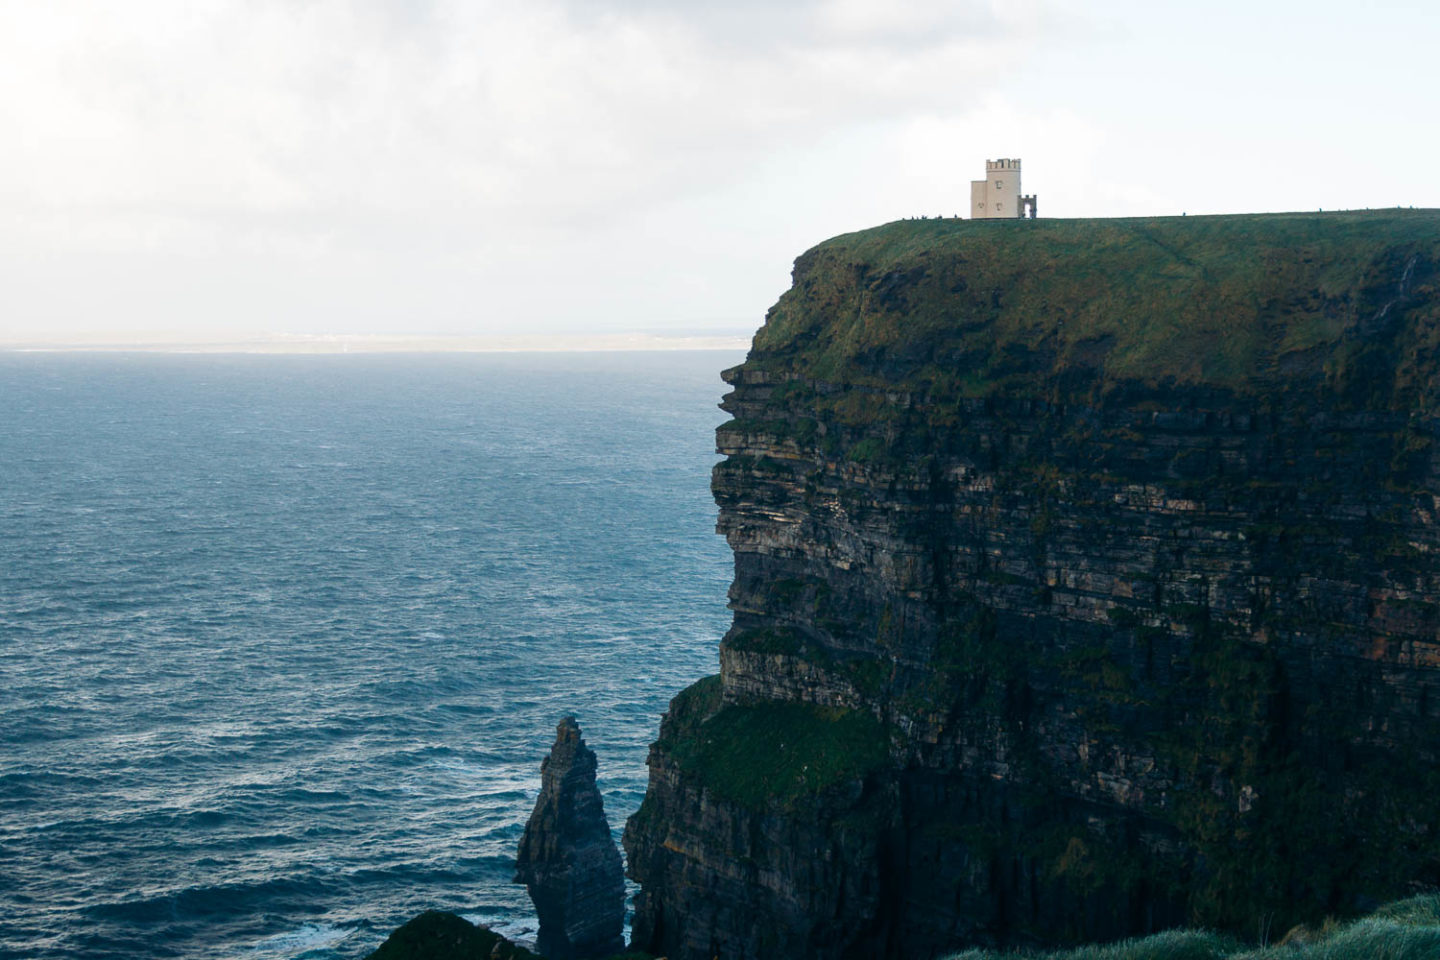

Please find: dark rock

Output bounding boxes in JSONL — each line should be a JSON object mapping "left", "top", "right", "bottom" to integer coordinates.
{"left": 365, "top": 910, "right": 539, "bottom": 960}
{"left": 515, "top": 717, "right": 625, "bottom": 960}
{"left": 623, "top": 213, "right": 1440, "bottom": 960}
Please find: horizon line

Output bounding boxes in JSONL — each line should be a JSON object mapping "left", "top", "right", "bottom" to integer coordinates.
{"left": 0, "top": 332, "right": 755, "bottom": 355}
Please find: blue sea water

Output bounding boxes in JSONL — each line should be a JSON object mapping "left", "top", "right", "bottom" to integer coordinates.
{"left": 0, "top": 351, "right": 743, "bottom": 960}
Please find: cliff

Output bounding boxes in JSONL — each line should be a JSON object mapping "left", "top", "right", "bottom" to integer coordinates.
{"left": 622, "top": 210, "right": 1440, "bottom": 959}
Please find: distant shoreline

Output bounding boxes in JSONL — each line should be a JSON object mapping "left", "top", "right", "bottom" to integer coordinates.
{"left": 0, "top": 333, "right": 753, "bottom": 355}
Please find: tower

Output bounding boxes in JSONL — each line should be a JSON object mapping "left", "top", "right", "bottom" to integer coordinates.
{"left": 970, "top": 159, "right": 1037, "bottom": 219}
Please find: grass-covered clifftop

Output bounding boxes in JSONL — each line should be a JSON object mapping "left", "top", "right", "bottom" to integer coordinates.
{"left": 752, "top": 210, "right": 1440, "bottom": 411}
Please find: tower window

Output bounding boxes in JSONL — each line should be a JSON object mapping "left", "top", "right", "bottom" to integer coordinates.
{"left": 995, "top": 180, "right": 1003, "bottom": 189}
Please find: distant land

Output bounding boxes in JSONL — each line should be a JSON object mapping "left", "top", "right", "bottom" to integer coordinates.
{"left": 0, "top": 331, "right": 753, "bottom": 354}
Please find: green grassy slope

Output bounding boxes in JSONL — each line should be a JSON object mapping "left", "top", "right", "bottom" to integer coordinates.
{"left": 945, "top": 894, "right": 1440, "bottom": 960}
{"left": 644, "top": 674, "right": 890, "bottom": 810}
{"left": 752, "top": 210, "right": 1440, "bottom": 411}
{"left": 369, "top": 894, "right": 1440, "bottom": 960}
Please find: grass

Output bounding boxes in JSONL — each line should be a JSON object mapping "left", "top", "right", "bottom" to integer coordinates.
{"left": 371, "top": 895, "right": 1440, "bottom": 959}
{"left": 942, "top": 894, "right": 1440, "bottom": 960}
{"left": 658, "top": 675, "right": 892, "bottom": 810}
{"left": 750, "top": 210, "right": 1440, "bottom": 412}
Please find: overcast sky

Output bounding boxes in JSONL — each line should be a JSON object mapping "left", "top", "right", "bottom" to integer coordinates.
{"left": 3, "top": 0, "right": 1437, "bottom": 345}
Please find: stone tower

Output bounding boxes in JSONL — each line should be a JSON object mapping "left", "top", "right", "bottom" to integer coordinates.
{"left": 970, "top": 158, "right": 1037, "bottom": 219}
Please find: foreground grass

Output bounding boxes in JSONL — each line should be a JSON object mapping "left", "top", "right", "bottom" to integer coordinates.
{"left": 945, "top": 894, "right": 1440, "bottom": 960}
{"left": 370, "top": 895, "right": 1440, "bottom": 959}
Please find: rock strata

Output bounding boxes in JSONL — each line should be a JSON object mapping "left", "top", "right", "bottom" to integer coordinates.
{"left": 515, "top": 717, "right": 625, "bottom": 960}
{"left": 624, "top": 212, "right": 1440, "bottom": 959}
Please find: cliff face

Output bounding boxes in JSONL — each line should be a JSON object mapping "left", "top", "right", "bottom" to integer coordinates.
{"left": 623, "top": 212, "right": 1440, "bottom": 959}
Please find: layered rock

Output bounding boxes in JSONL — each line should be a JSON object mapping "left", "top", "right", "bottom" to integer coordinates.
{"left": 515, "top": 717, "right": 625, "bottom": 960}
{"left": 624, "top": 212, "right": 1440, "bottom": 959}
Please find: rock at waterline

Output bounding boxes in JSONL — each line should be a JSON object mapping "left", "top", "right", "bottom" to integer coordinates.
{"left": 514, "top": 716, "right": 626, "bottom": 959}
{"left": 365, "top": 910, "right": 539, "bottom": 960}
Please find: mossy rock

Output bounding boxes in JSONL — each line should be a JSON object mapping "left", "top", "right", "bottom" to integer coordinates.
{"left": 365, "top": 911, "right": 539, "bottom": 960}
{"left": 658, "top": 677, "right": 891, "bottom": 810}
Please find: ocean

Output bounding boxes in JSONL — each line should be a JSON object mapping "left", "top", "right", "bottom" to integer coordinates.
{"left": 0, "top": 350, "right": 743, "bottom": 960}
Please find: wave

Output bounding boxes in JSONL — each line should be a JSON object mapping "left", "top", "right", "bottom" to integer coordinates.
{"left": 247, "top": 922, "right": 358, "bottom": 957}
{"left": 85, "top": 875, "right": 333, "bottom": 924}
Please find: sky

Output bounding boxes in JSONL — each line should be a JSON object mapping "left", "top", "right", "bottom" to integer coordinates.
{"left": 2, "top": 0, "right": 1437, "bottom": 346}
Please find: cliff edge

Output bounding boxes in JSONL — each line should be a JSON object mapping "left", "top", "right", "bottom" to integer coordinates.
{"left": 623, "top": 211, "right": 1440, "bottom": 959}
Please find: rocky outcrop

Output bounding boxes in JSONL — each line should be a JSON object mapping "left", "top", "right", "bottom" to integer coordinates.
{"left": 515, "top": 717, "right": 625, "bottom": 960}
{"left": 624, "top": 212, "right": 1440, "bottom": 959}
{"left": 366, "top": 911, "right": 539, "bottom": 960}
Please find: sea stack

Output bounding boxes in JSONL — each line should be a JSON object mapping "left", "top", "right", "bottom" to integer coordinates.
{"left": 514, "top": 717, "right": 625, "bottom": 960}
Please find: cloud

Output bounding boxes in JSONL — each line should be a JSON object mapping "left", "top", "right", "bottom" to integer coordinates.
{"left": 0, "top": 0, "right": 1047, "bottom": 337}
{"left": 1, "top": 1, "right": 1041, "bottom": 228}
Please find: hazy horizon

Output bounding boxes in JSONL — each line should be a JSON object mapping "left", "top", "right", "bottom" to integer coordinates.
{"left": 0, "top": 330, "right": 754, "bottom": 354}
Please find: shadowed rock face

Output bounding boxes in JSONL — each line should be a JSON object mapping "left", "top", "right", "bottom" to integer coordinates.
{"left": 515, "top": 717, "right": 625, "bottom": 960}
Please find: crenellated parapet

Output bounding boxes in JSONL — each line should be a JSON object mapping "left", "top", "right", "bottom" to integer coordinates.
{"left": 971, "top": 157, "right": 1035, "bottom": 219}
